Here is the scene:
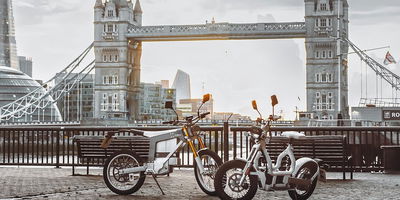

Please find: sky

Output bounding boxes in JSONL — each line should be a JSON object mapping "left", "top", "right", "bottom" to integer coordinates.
{"left": 13, "top": 0, "right": 400, "bottom": 119}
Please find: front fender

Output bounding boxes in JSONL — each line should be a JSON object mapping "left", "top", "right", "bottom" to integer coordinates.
{"left": 293, "top": 157, "right": 319, "bottom": 181}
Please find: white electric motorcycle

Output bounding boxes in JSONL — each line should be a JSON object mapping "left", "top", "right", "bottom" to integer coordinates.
{"left": 101, "top": 94, "right": 222, "bottom": 196}
{"left": 214, "top": 95, "right": 326, "bottom": 200}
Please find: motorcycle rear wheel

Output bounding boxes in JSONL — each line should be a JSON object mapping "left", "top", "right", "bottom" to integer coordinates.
{"left": 103, "top": 150, "right": 146, "bottom": 195}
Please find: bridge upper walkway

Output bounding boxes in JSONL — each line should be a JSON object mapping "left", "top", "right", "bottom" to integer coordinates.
{"left": 127, "top": 22, "right": 306, "bottom": 41}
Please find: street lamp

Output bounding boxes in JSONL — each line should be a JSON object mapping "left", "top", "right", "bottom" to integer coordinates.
{"left": 336, "top": 0, "right": 342, "bottom": 118}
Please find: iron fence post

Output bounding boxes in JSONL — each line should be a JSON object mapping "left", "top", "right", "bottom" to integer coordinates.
{"left": 56, "top": 130, "right": 60, "bottom": 168}
{"left": 223, "top": 122, "right": 229, "bottom": 162}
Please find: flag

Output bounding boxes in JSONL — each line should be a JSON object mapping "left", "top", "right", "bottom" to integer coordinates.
{"left": 384, "top": 51, "right": 397, "bottom": 65}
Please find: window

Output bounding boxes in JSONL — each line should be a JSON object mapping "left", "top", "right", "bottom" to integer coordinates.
{"left": 316, "top": 51, "right": 320, "bottom": 58}
{"left": 329, "top": 115, "right": 334, "bottom": 120}
{"left": 328, "top": 19, "right": 332, "bottom": 27}
{"left": 108, "top": 10, "right": 114, "bottom": 17}
{"left": 113, "top": 76, "right": 118, "bottom": 84}
{"left": 316, "top": 74, "right": 320, "bottom": 82}
{"left": 316, "top": 92, "right": 320, "bottom": 98}
{"left": 328, "top": 51, "right": 332, "bottom": 58}
{"left": 321, "top": 74, "right": 327, "bottom": 82}
{"left": 103, "top": 76, "right": 107, "bottom": 84}
{"left": 328, "top": 92, "right": 334, "bottom": 110}
{"left": 320, "top": 3, "right": 327, "bottom": 11}
{"left": 114, "top": 55, "right": 119, "bottom": 62}
{"left": 108, "top": 76, "right": 113, "bottom": 84}
{"left": 321, "top": 94, "right": 327, "bottom": 109}
{"left": 107, "top": 24, "right": 114, "bottom": 32}
{"left": 112, "top": 93, "right": 119, "bottom": 111}
{"left": 101, "top": 93, "right": 108, "bottom": 111}
{"left": 320, "top": 19, "right": 326, "bottom": 27}
{"left": 322, "top": 51, "right": 326, "bottom": 58}
{"left": 328, "top": 74, "right": 332, "bottom": 82}
{"left": 103, "top": 55, "right": 107, "bottom": 62}
{"left": 315, "top": 19, "right": 318, "bottom": 26}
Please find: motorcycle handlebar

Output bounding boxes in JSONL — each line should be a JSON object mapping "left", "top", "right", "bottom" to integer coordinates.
{"left": 200, "top": 112, "right": 211, "bottom": 119}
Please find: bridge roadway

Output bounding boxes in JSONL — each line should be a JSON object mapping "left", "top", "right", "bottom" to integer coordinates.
{"left": 1, "top": 167, "right": 399, "bottom": 200}
{"left": 127, "top": 22, "right": 306, "bottom": 41}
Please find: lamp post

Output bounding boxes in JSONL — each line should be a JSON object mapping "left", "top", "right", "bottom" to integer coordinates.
{"left": 337, "top": 0, "right": 342, "bottom": 118}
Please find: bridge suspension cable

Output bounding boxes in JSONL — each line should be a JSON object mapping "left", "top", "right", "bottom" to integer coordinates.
{"left": 0, "top": 43, "right": 95, "bottom": 122}
{"left": 345, "top": 39, "right": 400, "bottom": 106}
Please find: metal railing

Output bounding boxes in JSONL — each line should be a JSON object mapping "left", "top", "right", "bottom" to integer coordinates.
{"left": 1, "top": 125, "right": 399, "bottom": 171}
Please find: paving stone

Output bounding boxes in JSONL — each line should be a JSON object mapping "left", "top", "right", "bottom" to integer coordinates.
{"left": 0, "top": 167, "right": 399, "bottom": 199}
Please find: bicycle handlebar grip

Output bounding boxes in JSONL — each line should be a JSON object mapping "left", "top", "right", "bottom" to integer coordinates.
{"left": 162, "top": 121, "right": 174, "bottom": 125}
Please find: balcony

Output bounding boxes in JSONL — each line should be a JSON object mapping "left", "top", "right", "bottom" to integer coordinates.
{"left": 314, "top": 26, "right": 333, "bottom": 35}
{"left": 102, "top": 31, "right": 119, "bottom": 40}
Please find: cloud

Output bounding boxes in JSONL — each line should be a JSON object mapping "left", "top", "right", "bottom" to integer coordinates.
{"left": 350, "top": 0, "right": 400, "bottom": 11}
{"left": 14, "top": 0, "right": 79, "bottom": 26}
{"left": 199, "top": 0, "right": 302, "bottom": 11}
{"left": 350, "top": 7, "right": 400, "bottom": 25}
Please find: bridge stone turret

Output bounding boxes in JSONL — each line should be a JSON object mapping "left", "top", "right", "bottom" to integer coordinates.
{"left": 304, "top": 0, "right": 349, "bottom": 120}
{"left": 93, "top": 0, "right": 143, "bottom": 120}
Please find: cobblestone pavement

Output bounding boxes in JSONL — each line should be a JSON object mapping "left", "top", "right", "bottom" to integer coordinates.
{"left": 1, "top": 166, "right": 400, "bottom": 200}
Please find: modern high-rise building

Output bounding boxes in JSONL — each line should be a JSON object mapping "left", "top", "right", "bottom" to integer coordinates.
{"left": 172, "top": 70, "right": 191, "bottom": 103}
{"left": 178, "top": 98, "right": 213, "bottom": 119}
{"left": 139, "top": 82, "right": 176, "bottom": 121}
{"left": 0, "top": 0, "right": 19, "bottom": 70}
{"left": 156, "top": 80, "right": 170, "bottom": 89}
{"left": 55, "top": 73, "right": 95, "bottom": 121}
{"left": 18, "top": 56, "right": 32, "bottom": 77}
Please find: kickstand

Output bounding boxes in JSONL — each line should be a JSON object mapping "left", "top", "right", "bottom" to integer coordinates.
{"left": 152, "top": 174, "right": 165, "bottom": 195}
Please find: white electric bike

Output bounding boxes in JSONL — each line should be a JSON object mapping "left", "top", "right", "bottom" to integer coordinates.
{"left": 214, "top": 95, "right": 326, "bottom": 200}
{"left": 101, "top": 94, "right": 222, "bottom": 196}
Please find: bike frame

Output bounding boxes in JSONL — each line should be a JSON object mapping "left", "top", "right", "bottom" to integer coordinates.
{"left": 120, "top": 125, "right": 207, "bottom": 175}
{"left": 239, "top": 137, "right": 296, "bottom": 190}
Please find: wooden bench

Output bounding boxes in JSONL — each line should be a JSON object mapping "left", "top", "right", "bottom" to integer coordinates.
{"left": 72, "top": 135, "right": 150, "bottom": 175}
{"left": 266, "top": 135, "right": 353, "bottom": 180}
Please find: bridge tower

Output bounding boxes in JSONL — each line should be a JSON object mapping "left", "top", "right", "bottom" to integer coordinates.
{"left": 93, "top": 0, "right": 142, "bottom": 120}
{"left": 304, "top": 0, "right": 349, "bottom": 120}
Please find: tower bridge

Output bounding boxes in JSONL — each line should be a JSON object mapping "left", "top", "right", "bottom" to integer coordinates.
{"left": 93, "top": 0, "right": 349, "bottom": 121}
{"left": 11, "top": 0, "right": 400, "bottom": 123}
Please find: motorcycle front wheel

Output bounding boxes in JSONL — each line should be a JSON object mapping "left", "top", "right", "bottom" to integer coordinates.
{"left": 103, "top": 150, "right": 146, "bottom": 195}
{"left": 194, "top": 149, "right": 223, "bottom": 196}
{"left": 214, "top": 160, "right": 258, "bottom": 200}
{"left": 288, "top": 162, "right": 318, "bottom": 200}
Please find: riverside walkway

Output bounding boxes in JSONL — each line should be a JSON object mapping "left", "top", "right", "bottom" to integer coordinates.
{"left": 1, "top": 167, "right": 400, "bottom": 200}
